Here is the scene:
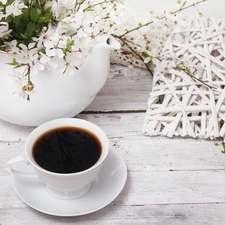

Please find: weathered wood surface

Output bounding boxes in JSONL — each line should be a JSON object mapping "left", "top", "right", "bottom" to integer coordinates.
{"left": 86, "top": 64, "right": 152, "bottom": 112}
{"left": 0, "top": 65, "right": 225, "bottom": 225}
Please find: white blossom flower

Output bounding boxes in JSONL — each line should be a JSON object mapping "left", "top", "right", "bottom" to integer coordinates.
{"left": 49, "top": 0, "right": 76, "bottom": 21}
{"left": 155, "top": 59, "right": 176, "bottom": 72}
{"left": 19, "top": 42, "right": 36, "bottom": 53}
{"left": 43, "top": 36, "right": 65, "bottom": 58}
{"left": 5, "top": 0, "right": 27, "bottom": 17}
{"left": 0, "top": 0, "right": 200, "bottom": 100}
{"left": 10, "top": 70, "right": 34, "bottom": 100}
{"left": 16, "top": 42, "right": 39, "bottom": 64}
{"left": 0, "top": 22, "right": 11, "bottom": 38}
{"left": 33, "top": 26, "right": 54, "bottom": 49}
{"left": 0, "top": 0, "right": 7, "bottom": 4}
{"left": 28, "top": 52, "right": 45, "bottom": 74}
{"left": 59, "top": 52, "right": 78, "bottom": 76}
{"left": 39, "top": 54, "right": 59, "bottom": 70}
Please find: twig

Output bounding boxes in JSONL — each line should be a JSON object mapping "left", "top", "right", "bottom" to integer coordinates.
{"left": 119, "top": 0, "right": 207, "bottom": 38}
{"left": 113, "top": 34, "right": 153, "bottom": 75}
{"left": 222, "top": 138, "right": 225, "bottom": 154}
{"left": 174, "top": 65, "right": 216, "bottom": 90}
{"left": 83, "top": 0, "right": 115, "bottom": 12}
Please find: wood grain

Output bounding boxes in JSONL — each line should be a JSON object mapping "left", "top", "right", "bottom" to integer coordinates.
{"left": 85, "top": 64, "right": 152, "bottom": 112}
{"left": 0, "top": 65, "right": 225, "bottom": 224}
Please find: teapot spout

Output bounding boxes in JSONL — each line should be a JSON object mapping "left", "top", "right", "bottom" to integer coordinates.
{"left": 80, "top": 35, "right": 120, "bottom": 97}
{"left": 106, "top": 35, "right": 121, "bottom": 51}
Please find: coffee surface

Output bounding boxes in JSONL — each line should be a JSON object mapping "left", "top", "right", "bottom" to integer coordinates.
{"left": 32, "top": 127, "right": 102, "bottom": 174}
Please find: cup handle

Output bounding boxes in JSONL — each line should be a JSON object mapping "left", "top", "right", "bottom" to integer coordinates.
{"left": 7, "top": 152, "right": 37, "bottom": 177}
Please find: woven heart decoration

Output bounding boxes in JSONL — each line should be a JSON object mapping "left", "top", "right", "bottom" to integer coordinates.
{"left": 142, "top": 16, "right": 225, "bottom": 139}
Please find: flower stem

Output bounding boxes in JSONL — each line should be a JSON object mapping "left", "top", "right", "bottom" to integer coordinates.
{"left": 112, "top": 34, "right": 153, "bottom": 75}
{"left": 83, "top": 0, "right": 115, "bottom": 11}
{"left": 222, "top": 138, "right": 225, "bottom": 154}
{"left": 119, "top": 0, "right": 206, "bottom": 38}
{"left": 27, "top": 65, "right": 31, "bottom": 84}
{"left": 114, "top": 0, "right": 206, "bottom": 77}
{"left": 174, "top": 65, "right": 216, "bottom": 89}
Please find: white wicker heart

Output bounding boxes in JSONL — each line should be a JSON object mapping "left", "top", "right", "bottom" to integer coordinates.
{"left": 142, "top": 16, "right": 225, "bottom": 139}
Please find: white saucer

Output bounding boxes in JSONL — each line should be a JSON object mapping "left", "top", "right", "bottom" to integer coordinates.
{"left": 12, "top": 147, "right": 127, "bottom": 217}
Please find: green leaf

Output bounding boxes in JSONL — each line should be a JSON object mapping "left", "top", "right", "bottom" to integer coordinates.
{"left": 13, "top": 15, "right": 21, "bottom": 25}
{"left": 26, "top": 22, "right": 36, "bottom": 37}
{"left": 7, "top": 0, "right": 14, "bottom": 4}
{"left": 43, "top": 7, "right": 52, "bottom": 22}
{"left": 4, "top": 16, "right": 12, "bottom": 23}
{"left": 181, "top": 1, "right": 187, "bottom": 8}
{"left": 222, "top": 141, "right": 225, "bottom": 154}
{"left": 30, "top": 8, "right": 39, "bottom": 22}
{"left": 66, "top": 39, "right": 74, "bottom": 48}
{"left": 7, "top": 58, "right": 20, "bottom": 67}
{"left": 38, "top": 17, "right": 46, "bottom": 23}
{"left": 35, "top": 23, "right": 40, "bottom": 32}
{"left": 20, "top": 33, "right": 28, "bottom": 39}
{"left": 21, "top": 8, "right": 29, "bottom": 20}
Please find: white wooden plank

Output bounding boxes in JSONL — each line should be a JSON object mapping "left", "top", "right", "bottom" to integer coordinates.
{"left": 1, "top": 168, "right": 225, "bottom": 211}
{"left": 1, "top": 114, "right": 224, "bottom": 173}
{"left": 85, "top": 65, "right": 152, "bottom": 112}
{"left": 1, "top": 138, "right": 224, "bottom": 175}
{"left": 2, "top": 112, "right": 223, "bottom": 144}
{"left": 1, "top": 170, "right": 225, "bottom": 207}
{"left": 119, "top": 170, "right": 225, "bottom": 205}
{"left": 1, "top": 203, "right": 225, "bottom": 225}
{"left": 0, "top": 119, "right": 34, "bottom": 142}
{"left": 0, "top": 189, "right": 225, "bottom": 225}
{"left": 114, "top": 139, "right": 225, "bottom": 171}
{"left": 0, "top": 113, "right": 145, "bottom": 141}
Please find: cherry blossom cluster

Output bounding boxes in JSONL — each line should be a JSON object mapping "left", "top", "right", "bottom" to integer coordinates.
{"left": 0, "top": 0, "right": 206, "bottom": 99}
{"left": 0, "top": 0, "right": 125, "bottom": 99}
{"left": 115, "top": 12, "right": 185, "bottom": 67}
{"left": 112, "top": 0, "right": 206, "bottom": 72}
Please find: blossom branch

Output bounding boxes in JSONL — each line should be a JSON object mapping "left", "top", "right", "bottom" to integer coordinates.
{"left": 112, "top": 0, "right": 207, "bottom": 79}
{"left": 174, "top": 65, "right": 216, "bottom": 89}
{"left": 0, "top": 0, "right": 209, "bottom": 100}
{"left": 83, "top": 0, "right": 115, "bottom": 12}
{"left": 113, "top": 34, "right": 153, "bottom": 75}
{"left": 119, "top": 0, "right": 207, "bottom": 38}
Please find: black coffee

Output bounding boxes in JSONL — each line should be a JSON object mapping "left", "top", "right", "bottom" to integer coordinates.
{"left": 32, "top": 126, "right": 102, "bottom": 174}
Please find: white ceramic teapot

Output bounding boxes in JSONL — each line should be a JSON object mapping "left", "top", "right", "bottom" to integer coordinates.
{"left": 0, "top": 35, "right": 120, "bottom": 126}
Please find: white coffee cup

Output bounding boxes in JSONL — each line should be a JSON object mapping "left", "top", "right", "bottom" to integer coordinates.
{"left": 8, "top": 118, "right": 109, "bottom": 199}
